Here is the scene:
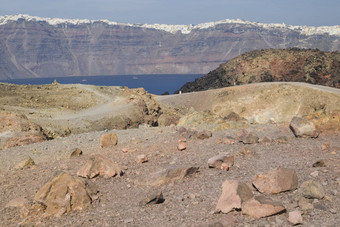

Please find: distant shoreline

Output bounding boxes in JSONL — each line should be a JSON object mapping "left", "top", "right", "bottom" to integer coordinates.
{"left": 0, "top": 74, "right": 203, "bottom": 95}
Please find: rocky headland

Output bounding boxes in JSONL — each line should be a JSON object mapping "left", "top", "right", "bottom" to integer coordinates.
{"left": 177, "top": 48, "right": 340, "bottom": 93}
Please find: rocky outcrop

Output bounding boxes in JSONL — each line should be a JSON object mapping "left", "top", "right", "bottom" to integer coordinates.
{"left": 0, "top": 112, "right": 47, "bottom": 149}
{"left": 0, "top": 15, "right": 339, "bottom": 80}
{"left": 177, "top": 48, "right": 340, "bottom": 93}
{"left": 34, "top": 172, "right": 98, "bottom": 217}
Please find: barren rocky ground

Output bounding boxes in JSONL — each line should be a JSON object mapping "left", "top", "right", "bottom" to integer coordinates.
{"left": 0, "top": 82, "right": 339, "bottom": 226}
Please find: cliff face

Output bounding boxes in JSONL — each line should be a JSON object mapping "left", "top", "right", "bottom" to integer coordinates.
{"left": 177, "top": 48, "right": 340, "bottom": 92}
{"left": 0, "top": 15, "right": 340, "bottom": 79}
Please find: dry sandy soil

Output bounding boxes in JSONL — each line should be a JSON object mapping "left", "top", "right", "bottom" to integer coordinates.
{"left": 0, "top": 82, "right": 339, "bottom": 226}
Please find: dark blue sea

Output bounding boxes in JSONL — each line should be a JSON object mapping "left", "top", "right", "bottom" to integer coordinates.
{"left": 0, "top": 74, "right": 203, "bottom": 95}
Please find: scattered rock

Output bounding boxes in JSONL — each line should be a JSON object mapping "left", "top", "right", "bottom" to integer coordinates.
{"left": 310, "top": 171, "right": 319, "bottom": 177}
{"left": 136, "top": 154, "right": 148, "bottom": 163}
{"left": 242, "top": 133, "right": 259, "bottom": 144}
{"left": 69, "top": 148, "right": 83, "bottom": 158}
{"left": 220, "top": 163, "right": 230, "bottom": 171}
{"left": 236, "top": 129, "right": 249, "bottom": 141}
{"left": 139, "top": 191, "right": 164, "bottom": 206}
{"left": 274, "top": 136, "right": 289, "bottom": 144}
{"left": 260, "top": 136, "right": 272, "bottom": 145}
{"left": 207, "top": 154, "right": 234, "bottom": 169}
{"left": 298, "top": 197, "right": 314, "bottom": 213}
{"left": 238, "top": 147, "right": 255, "bottom": 157}
{"left": 336, "top": 177, "right": 340, "bottom": 185}
{"left": 149, "top": 167, "right": 199, "bottom": 186}
{"left": 176, "top": 126, "right": 187, "bottom": 134}
{"left": 329, "top": 208, "right": 337, "bottom": 214}
{"left": 288, "top": 210, "right": 303, "bottom": 225}
{"left": 215, "top": 180, "right": 253, "bottom": 214}
{"left": 253, "top": 167, "right": 298, "bottom": 194}
{"left": 314, "top": 202, "right": 328, "bottom": 211}
{"left": 313, "top": 160, "right": 326, "bottom": 167}
{"left": 14, "top": 156, "right": 35, "bottom": 169}
{"left": 197, "top": 130, "right": 212, "bottom": 140}
{"left": 100, "top": 133, "right": 118, "bottom": 148}
{"left": 297, "top": 180, "right": 325, "bottom": 199}
{"left": 218, "top": 136, "right": 237, "bottom": 145}
{"left": 5, "top": 197, "right": 29, "bottom": 208}
{"left": 289, "top": 116, "right": 319, "bottom": 138}
{"left": 77, "top": 154, "right": 122, "bottom": 179}
{"left": 34, "top": 172, "right": 98, "bottom": 217}
{"left": 177, "top": 141, "right": 187, "bottom": 151}
{"left": 242, "top": 195, "right": 286, "bottom": 219}
{"left": 321, "top": 142, "right": 331, "bottom": 151}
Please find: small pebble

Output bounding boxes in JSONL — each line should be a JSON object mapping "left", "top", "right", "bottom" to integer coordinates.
{"left": 310, "top": 171, "right": 319, "bottom": 177}
{"left": 329, "top": 209, "right": 337, "bottom": 214}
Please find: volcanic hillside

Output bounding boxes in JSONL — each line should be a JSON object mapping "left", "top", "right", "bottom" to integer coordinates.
{"left": 177, "top": 48, "right": 340, "bottom": 93}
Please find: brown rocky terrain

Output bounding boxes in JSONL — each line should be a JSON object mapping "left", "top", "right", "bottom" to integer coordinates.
{"left": 177, "top": 49, "right": 340, "bottom": 93}
{"left": 0, "top": 15, "right": 339, "bottom": 80}
{"left": 0, "top": 82, "right": 340, "bottom": 226}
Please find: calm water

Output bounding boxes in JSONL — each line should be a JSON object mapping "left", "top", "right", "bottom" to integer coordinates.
{"left": 0, "top": 74, "right": 203, "bottom": 95}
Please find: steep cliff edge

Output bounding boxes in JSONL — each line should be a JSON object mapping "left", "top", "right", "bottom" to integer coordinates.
{"left": 177, "top": 48, "right": 340, "bottom": 92}
{"left": 0, "top": 15, "right": 339, "bottom": 79}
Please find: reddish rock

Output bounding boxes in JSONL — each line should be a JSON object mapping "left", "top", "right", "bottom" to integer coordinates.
{"left": 136, "top": 154, "right": 148, "bottom": 163}
{"left": 0, "top": 112, "right": 47, "bottom": 149}
{"left": 34, "top": 172, "right": 98, "bottom": 217}
{"left": 236, "top": 129, "right": 249, "bottom": 141}
{"left": 253, "top": 167, "right": 298, "bottom": 194}
{"left": 288, "top": 210, "right": 303, "bottom": 225}
{"left": 242, "top": 195, "right": 286, "bottom": 219}
{"left": 177, "top": 141, "right": 187, "bottom": 151}
{"left": 122, "top": 148, "right": 130, "bottom": 153}
{"left": 220, "top": 163, "right": 229, "bottom": 171}
{"left": 3, "top": 135, "right": 46, "bottom": 150}
{"left": 215, "top": 180, "right": 253, "bottom": 214}
{"left": 289, "top": 116, "right": 319, "bottom": 138}
{"left": 321, "top": 142, "right": 331, "bottom": 151}
{"left": 77, "top": 154, "right": 122, "bottom": 179}
{"left": 197, "top": 130, "right": 212, "bottom": 140}
{"left": 100, "top": 133, "right": 118, "bottom": 148}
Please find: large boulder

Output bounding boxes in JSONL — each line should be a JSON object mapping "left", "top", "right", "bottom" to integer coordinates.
{"left": 289, "top": 116, "right": 319, "bottom": 138}
{"left": 215, "top": 180, "right": 253, "bottom": 213}
{"left": 34, "top": 172, "right": 98, "bottom": 217}
{"left": 242, "top": 195, "right": 286, "bottom": 219}
{"left": 252, "top": 167, "right": 298, "bottom": 194}
{"left": 77, "top": 154, "right": 122, "bottom": 179}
